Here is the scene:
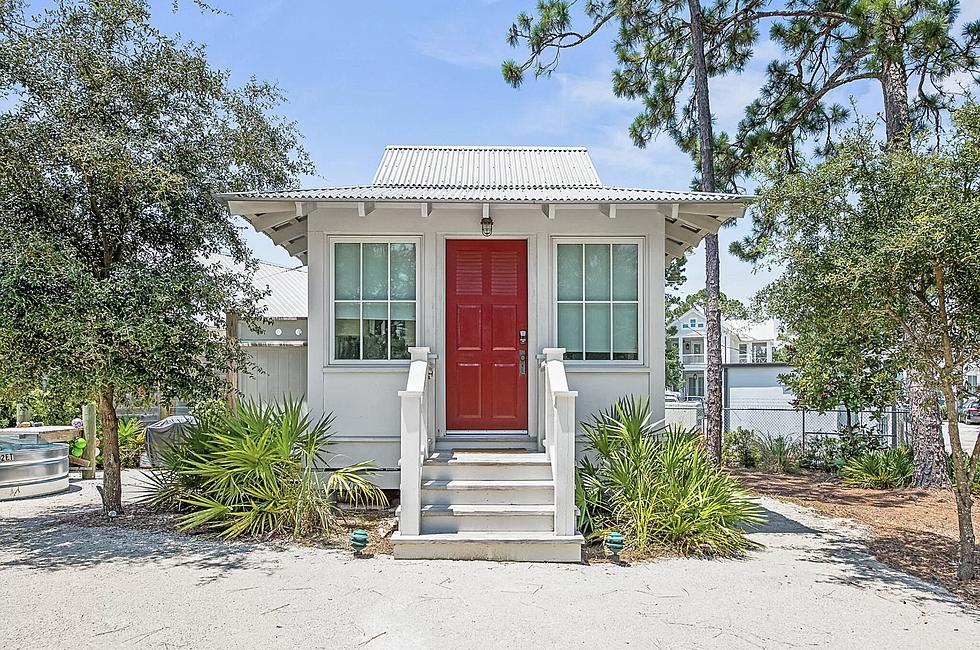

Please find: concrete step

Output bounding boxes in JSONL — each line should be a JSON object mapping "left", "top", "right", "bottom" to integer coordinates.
{"left": 420, "top": 479, "right": 554, "bottom": 505}
{"left": 391, "top": 531, "right": 584, "bottom": 562}
{"left": 419, "top": 503, "right": 555, "bottom": 533}
{"left": 421, "top": 452, "right": 552, "bottom": 481}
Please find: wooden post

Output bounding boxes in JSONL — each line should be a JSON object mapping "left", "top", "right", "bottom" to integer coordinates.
{"left": 225, "top": 310, "right": 239, "bottom": 413}
{"left": 82, "top": 402, "right": 97, "bottom": 480}
{"left": 15, "top": 403, "right": 30, "bottom": 425}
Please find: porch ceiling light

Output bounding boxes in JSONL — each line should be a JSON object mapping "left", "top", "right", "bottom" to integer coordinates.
{"left": 480, "top": 214, "right": 493, "bottom": 237}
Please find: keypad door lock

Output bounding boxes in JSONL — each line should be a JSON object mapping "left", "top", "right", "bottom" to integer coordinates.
{"left": 519, "top": 329, "right": 527, "bottom": 346}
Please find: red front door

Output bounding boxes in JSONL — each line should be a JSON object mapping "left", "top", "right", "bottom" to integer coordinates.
{"left": 446, "top": 239, "right": 529, "bottom": 431}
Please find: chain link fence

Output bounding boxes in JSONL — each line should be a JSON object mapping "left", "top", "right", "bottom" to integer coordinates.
{"left": 723, "top": 405, "right": 908, "bottom": 458}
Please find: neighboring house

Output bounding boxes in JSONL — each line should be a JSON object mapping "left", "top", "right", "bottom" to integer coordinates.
{"left": 226, "top": 257, "right": 309, "bottom": 403}
{"left": 668, "top": 306, "right": 783, "bottom": 399}
{"left": 221, "top": 145, "right": 750, "bottom": 561}
{"left": 967, "top": 367, "right": 979, "bottom": 394}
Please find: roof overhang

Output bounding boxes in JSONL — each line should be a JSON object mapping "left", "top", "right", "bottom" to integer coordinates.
{"left": 219, "top": 195, "right": 752, "bottom": 265}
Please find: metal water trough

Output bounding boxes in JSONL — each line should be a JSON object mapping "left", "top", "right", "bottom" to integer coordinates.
{"left": 0, "top": 438, "right": 70, "bottom": 500}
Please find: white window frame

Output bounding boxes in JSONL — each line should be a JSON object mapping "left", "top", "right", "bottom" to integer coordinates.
{"left": 328, "top": 235, "right": 422, "bottom": 365}
{"left": 552, "top": 236, "right": 644, "bottom": 366}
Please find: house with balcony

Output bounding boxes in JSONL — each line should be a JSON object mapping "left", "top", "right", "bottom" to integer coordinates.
{"left": 221, "top": 145, "right": 751, "bottom": 562}
{"left": 668, "top": 307, "right": 782, "bottom": 399}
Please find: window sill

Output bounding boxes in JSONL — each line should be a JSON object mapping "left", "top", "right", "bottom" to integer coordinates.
{"left": 323, "top": 364, "right": 411, "bottom": 373}
{"left": 564, "top": 364, "right": 649, "bottom": 373}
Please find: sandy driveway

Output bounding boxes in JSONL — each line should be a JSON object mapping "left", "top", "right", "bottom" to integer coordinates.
{"left": 2, "top": 471, "right": 978, "bottom": 649}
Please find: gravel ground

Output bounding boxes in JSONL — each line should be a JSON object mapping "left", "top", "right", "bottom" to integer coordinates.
{"left": 2, "top": 471, "right": 979, "bottom": 649}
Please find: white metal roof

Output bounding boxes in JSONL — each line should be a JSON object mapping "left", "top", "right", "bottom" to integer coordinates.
{"left": 214, "top": 255, "right": 307, "bottom": 319}
{"left": 219, "top": 145, "right": 753, "bottom": 264}
{"left": 372, "top": 145, "right": 602, "bottom": 188}
{"left": 224, "top": 184, "right": 744, "bottom": 204}
{"left": 726, "top": 319, "right": 781, "bottom": 343}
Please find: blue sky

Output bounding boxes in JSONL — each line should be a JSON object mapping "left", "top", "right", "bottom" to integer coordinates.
{"left": 147, "top": 0, "right": 979, "bottom": 303}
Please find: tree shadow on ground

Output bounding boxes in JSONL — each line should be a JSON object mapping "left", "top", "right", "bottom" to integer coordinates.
{"left": 747, "top": 507, "right": 818, "bottom": 535}
{"left": 0, "top": 504, "right": 282, "bottom": 581}
{"left": 751, "top": 504, "right": 980, "bottom": 619}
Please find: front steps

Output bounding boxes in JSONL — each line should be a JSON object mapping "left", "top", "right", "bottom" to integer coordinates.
{"left": 392, "top": 450, "right": 584, "bottom": 562}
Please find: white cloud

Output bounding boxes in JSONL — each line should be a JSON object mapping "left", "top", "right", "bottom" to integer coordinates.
{"left": 588, "top": 127, "right": 693, "bottom": 188}
{"left": 413, "top": 20, "right": 512, "bottom": 68}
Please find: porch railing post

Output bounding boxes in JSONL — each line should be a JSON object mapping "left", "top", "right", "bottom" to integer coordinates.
{"left": 397, "top": 346, "right": 430, "bottom": 538}
{"left": 542, "top": 347, "right": 578, "bottom": 537}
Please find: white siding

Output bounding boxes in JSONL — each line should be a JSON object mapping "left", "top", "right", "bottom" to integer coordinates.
{"left": 307, "top": 203, "right": 667, "bottom": 487}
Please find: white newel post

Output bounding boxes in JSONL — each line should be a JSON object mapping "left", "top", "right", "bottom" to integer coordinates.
{"left": 398, "top": 346, "right": 430, "bottom": 537}
{"left": 542, "top": 348, "right": 578, "bottom": 537}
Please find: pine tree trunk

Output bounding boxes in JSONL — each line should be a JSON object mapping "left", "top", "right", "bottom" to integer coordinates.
{"left": 97, "top": 384, "right": 124, "bottom": 515}
{"left": 908, "top": 380, "right": 950, "bottom": 488}
{"left": 686, "top": 0, "right": 722, "bottom": 464}
{"left": 878, "top": 22, "right": 945, "bottom": 488}
{"left": 881, "top": 22, "right": 910, "bottom": 146}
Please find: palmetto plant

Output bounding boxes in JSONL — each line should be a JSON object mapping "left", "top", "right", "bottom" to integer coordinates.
{"left": 841, "top": 447, "right": 914, "bottom": 489}
{"left": 754, "top": 435, "right": 801, "bottom": 474}
{"left": 577, "top": 396, "right": 762, "bottom": 557}
{"left": 116, "top": 417, "right": 145, "bottom": 468}
{"left": 142, "top": 399, "right": 386, "bottom": 539}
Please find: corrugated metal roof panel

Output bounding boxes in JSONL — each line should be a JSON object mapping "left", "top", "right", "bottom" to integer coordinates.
{"left": 214, "top": 255, "right": 307, "bottom": 319}
{"left": 254, "top": 260, "right": 307, "bottom": 319}
{"left": 223, "top": 184, "right": 746, "bottom": 203}
{"left": 371, "top": 146, "right": 602, "bottom": 188}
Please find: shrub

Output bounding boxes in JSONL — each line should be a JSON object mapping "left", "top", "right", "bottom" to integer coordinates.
{"left": 840, "top": 446, "right": 914, "bottom": 489}
{"left": 801, "top": 436, "right": 839, "bottom": 471}
{"left": 16, "top": 387, "right": 81, "bottom": 425}
{"left": 947, "top": 456, "right": 980, "bottom": 495}
{"left": 143, "top": 399, "right": 386, "bottom": 540}
{"left": 577, "top": 396, "right": 763, "bottom": 557}
{"left": 722, "top": 427, "right": 757, "bottom": 468}
{"left": 117, "top": 418, "right": 145, "bottom": 468}
{"left": 837, "top": 423, "right": 883, "bottom": 463}
{"left": 755, "top": 434, "right": 800, "bottom": 474}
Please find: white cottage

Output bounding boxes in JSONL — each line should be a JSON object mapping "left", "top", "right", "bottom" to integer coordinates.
{"left": 221, "top": 146, "right": 750, "bottom": 561}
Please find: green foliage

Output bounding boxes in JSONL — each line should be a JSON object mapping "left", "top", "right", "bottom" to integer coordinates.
{"left": 948, "top": 457, "right": 980, "bottom": 495}
{"left": 670, "top": 289, "right": 750, "bottom": 322}
{"left": 577, "top": 396, "right": 762, "bottom": 557}
{"left": 836, "top": 424, "right": 884, "bottom": 465}
{"left": 731, "top": 1, "right": 980, "bottom": 181}
{"left": 665, "top": 336, "right": 683, "bottom": 392}
{"left": 722, "top": 427, "right": 757, "bottom": 468}
{"left": 841, "top": 447, "right": 915, "bottom": 489}
{"left": 802, "top": 425, "right": 885, "bottom": 473}
{"left": 116, "top": 418, "right": 145, "bottom": 469}
{"left": 754, "top": 435, "right": 800, "bottom": 474}
{"left": 750, "top": 107, "right": 980, "bottom": 472}
{"left": 13, "top": 388, "right": 81, "bottom": 425}
{"left": 801, "top": 436, "right": 840, "bottom": 472}
{"left": 142, "top": 399, "right": 386, "bottom": 540}
{"left": 747, "top": 107, "right": 980, "bottom": 578}
{"left": 188, "top": 399, "right": 231, "bottom": 429}
{"left": 0, "top": 0, "right": 312, "bottom": 509}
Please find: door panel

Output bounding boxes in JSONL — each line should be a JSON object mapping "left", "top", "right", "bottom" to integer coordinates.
{"left": 446, "top": 240, "right": 528, "bottom": 430}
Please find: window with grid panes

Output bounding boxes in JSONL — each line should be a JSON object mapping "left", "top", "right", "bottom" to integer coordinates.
{"left": 556, "top": 241, "right": 640, "bottom": 361}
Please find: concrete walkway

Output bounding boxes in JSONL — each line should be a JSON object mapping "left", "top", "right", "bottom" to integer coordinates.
{"left": 1, "top": 472, "right": 978, "bottom": 649}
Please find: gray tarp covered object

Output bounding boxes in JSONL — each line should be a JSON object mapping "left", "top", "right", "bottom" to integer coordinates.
{"left": 142, "top": 415, "right": 196, "bottom": 467}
